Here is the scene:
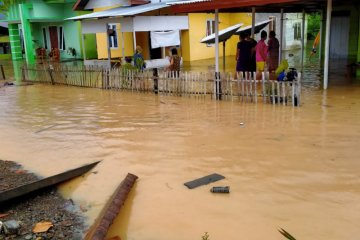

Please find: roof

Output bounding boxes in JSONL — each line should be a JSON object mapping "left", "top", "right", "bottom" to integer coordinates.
{"left": 167, "top": 0, "right": 211, "bottom": 5}
{"left": 200, "top": 23, "right": 242, "bottom": 44}
{"left": 168, "top": 0, "right": 360, "bottom": 13}
{"left": 234, "top": 19, "right": 271, "bottom": 35}
{"left": 73, "top": 0, "right": 90, "bottom": 11}
{"left": 67, "top": 2, "right": 168, "bottom": 20}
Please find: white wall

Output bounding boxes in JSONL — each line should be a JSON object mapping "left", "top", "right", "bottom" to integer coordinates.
{"left": 256, "top": 13, "right": 307, "bottom": 51}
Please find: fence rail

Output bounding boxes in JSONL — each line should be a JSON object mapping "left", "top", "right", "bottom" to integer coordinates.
{"left": 21, "top": 64, "right": 301, "bottom": 106}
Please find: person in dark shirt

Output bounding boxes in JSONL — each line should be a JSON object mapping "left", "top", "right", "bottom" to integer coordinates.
{"left": 236, "top": 32, "right": 252, "bottom": 74}
{"left": 245, "top": 32, "right": 257, "bottom": 74}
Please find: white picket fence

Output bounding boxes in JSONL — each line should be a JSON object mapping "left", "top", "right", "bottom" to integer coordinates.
{"left": 21, "top": 65, "right": 301, "bottom": 106}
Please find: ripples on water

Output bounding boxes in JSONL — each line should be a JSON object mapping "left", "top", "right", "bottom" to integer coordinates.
{"left": 0, "top": 46, "right": 360, "bottom": 240}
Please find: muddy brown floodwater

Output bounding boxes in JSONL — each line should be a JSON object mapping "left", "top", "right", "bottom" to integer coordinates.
{"left": 1, "top": 76, "right": 360, "bottom": 239}
{"left": 0, "top": 47, "right": 360, "bottom": 240}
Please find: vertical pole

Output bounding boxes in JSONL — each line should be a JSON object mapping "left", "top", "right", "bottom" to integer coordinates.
{"left": 223, "top": 41, "right": 226, "bottom": 72}
{"left": 162, "top": 47, "right": 166, "bottom": 58}
{"left": 215, "top": 9, "right": 221, "bottom": 100}
{"left": 301, "top": 9, "right": 305, "bottom": 73}
{"left": 121, "top": 31, "right": 125, "bottom": 64}
{"left": 279, "top": 8, "right": 284, "bottom": 64}
{"left": 133, "top": 31, "right": 137, "bottom": 52}
{"left": 324, "top": 0, "right": 332, "bottom": 89}
{"left": 319, "top": 9, "right": 324, "bottom": 65}
{"left": 251, "top": 7, "right": 256, "bottom": 39}
{"left": 81, "top": 33, "right": 87, "bottom": 61}
{"left": 107, "top": 24, "right": 111, "bottom": 68}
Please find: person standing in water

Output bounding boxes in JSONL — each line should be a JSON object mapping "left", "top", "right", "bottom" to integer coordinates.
{"left": 267, "top": 30, "right": 280, "bottom": 75}
{"left": 236, "top": 32, "right": 252, "bottom": 75}
{"left": 133, "top": 45, "right": 145, "bottom": 71}
{"left": 167, "top": 48, "right": 181, "bottom": 75}
{"left": 255, "top": 30, "right": 268, "bottom": 79}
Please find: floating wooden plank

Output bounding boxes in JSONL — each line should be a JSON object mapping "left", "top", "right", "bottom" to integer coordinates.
{"left": 85, "top": 173, "right": 138, "bottom": 240}
{"left": 184, "top": 173, "right": 225, "bottom": 189}
{"left": 0, "top": 161, "right": 100, "bottom": 203}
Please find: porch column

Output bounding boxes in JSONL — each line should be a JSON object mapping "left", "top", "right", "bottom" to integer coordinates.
{"left": 324, "top": 0, "right": 332, "bottom": 89}
{"left": 19, "top": 3, "right": 35, "bottom": 64}
{"left": 81, "top": 33, "right": 87, "bottom": 60}
{"left": 319, "top": 9, "right": 324, "bottom": 65}
{"left": 251, "top": 7, "right": 256, "bottom": 39}
{"left": 8, "top": 24, "right": 22, "bottom": 61}
{"left": 107, "top": 24, "right": 111, "bottom": 67}
{"left": 133, "top": 31, "right": 137, "bottom": 52}
{"left": 121, "top": 32, "right": 125, "bottom": 64}
{"left": 279, "top": 8, "right": 284, "bottom": 64}
{"left": 215, "top": 9, "right": 221, "bottom": 100}
{"left": 301, "top": 9, "right": 305, "bottom": 73}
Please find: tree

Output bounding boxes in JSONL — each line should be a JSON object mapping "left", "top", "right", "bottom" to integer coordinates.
{"left": 0, "top": 0, "right": 17, "bottom": 16}
{"left": 307, "top": 12, "right": 321, "bottom": 40}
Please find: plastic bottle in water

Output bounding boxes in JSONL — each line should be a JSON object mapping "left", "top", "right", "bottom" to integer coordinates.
{"left": 210, "top": 186, "right": 230, "bottom": 193}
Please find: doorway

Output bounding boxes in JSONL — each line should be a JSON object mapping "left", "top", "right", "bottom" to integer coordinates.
{"left": 330, "top": 13, "right": 350, "bottom": 59}
{"left": 148, "top": 32, "right": 161, "bottom": 59}
{"left": 49, "top": 26, "right": 58, "bottom": 49}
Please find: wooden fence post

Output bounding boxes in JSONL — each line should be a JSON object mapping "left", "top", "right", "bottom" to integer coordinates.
{"left": 0, "top": 65, "right": 5, "bottom": 80}
{"left": 153, "top": 68, "right": 158, "bottom": 94}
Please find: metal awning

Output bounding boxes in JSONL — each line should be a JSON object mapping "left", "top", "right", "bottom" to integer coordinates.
{"left": 66, "top": 2, "right": 169, "bottom": 21}
{"left": 200, "top": 23, "right": 242, "bottom": 44}
{"left": 234, "top": 19, "right": 271, "bottom": 35}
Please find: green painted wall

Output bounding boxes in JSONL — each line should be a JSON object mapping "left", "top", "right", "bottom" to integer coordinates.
{"left": 8, "top": 24, "right": 22, "bottom": 60}
{"left": 5, "top": 1, "right": 93, "bottom": 62}
{"left": 84, "top": 34, "right": 97, "bottom": 59}
{"left": 19, "top": 3, "right": 35, "bottom": 64}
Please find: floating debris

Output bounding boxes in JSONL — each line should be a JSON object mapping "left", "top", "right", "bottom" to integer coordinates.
{"left": 210, "top": 186, "right": 230, "bottom": 193}
{"left": 184, "top": 173, "right": 225, "bottom": 189}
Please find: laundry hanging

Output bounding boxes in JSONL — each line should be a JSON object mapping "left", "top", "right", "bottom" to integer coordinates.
{"left": 150, "top": 30, "right": 180, "bottom": 49}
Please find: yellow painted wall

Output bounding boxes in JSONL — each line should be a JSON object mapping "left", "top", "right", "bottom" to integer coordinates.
{"left": 96, "top": 23, "right": 135, "bottom": 59}
{"left": 135, "top": 32, "right": 150, "bottom": 59}
{"left": 182, "top": 13, "right": 252, "bottom": 61}
{"left": 94, "top": 7, "right": 135, "bottom": 60}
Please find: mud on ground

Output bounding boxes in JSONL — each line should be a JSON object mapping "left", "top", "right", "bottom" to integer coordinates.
{"left": 0, "top": 160, "right": 86, "bottom": 240}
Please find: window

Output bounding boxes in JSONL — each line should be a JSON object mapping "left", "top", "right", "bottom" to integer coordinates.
{"left": 59, "top": 26, "right": 66, "bottom": 50}
{"left": 269, "top": 16, "right": 276, "bottom": 32}
{"left": 206, "top": 19, "right": 215, "bottom": 36}
{"left": 108, "top": 24, "right": 118, "bottom": 48}
{"left": 206, "top": 19, "right": 215, "bottom": 47}
{"left": 42, "top": 28, "right": 48, "bottom": 49}
{"left": 293, "top": 22, "right": 301, "bottom": 40}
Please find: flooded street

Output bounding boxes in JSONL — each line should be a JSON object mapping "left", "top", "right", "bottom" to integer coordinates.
{"left": 1, "top": 41, "right": 360, "bottom": 239}
{"left": 1, "top": 77, "right": 360, "bottom": 239}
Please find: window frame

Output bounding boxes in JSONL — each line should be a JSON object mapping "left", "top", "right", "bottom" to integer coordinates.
{"left": 108, "top": 23, "right": 119, "bottom": 49}
{"left": 58, "top": 26, "right": 66, "bottom": 51}
{"left": 205, "top": 18, "right": 215, "bottom": 47}
{"left": 293, "top": 22, "right": 302, "bottom": 40}
{"left": 42, "top": 27, "right": 48, "bottom": 50}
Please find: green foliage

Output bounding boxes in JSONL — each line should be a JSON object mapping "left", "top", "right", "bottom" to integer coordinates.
{"left": 0, "top": 0, "right": 17, "bottom": 15}
{"left": 307, "top": 12, "right": 321, "bottom": 40}
{"left": 201, "top": 232, "right": 210, "bottom": 240}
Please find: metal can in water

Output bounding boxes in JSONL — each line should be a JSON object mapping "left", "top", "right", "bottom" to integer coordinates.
{"left": 210, "top": 186, "right": 230, "bottom": 193}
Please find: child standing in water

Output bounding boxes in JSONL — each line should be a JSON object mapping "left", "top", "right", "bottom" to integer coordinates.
{"left": 255, "top": 30, "right": 268, "bottom": 79}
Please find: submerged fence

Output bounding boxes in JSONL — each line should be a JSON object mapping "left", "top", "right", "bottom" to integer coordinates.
{"left": 21, "top": 64, "right": 301, "bottom": 106}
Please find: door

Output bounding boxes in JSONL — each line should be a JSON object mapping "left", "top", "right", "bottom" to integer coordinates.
{"left": 148, "top": 32, "right": 162, "bottom": 59}
{"left": 330, "top": 15, "right": 350, "bottom": 59}
{"left": 49, "top": 26, "right": 58, "bottom": 49}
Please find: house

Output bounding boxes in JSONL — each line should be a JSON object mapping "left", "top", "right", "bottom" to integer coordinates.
{"left": 0, "top": 16, "right": 11, "bottom": 60}
{"left": 4, "top": 0, "right": 97, "bottom": 64}
{"left": 72, "top": 0, "right": 310, "bottom": 65}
